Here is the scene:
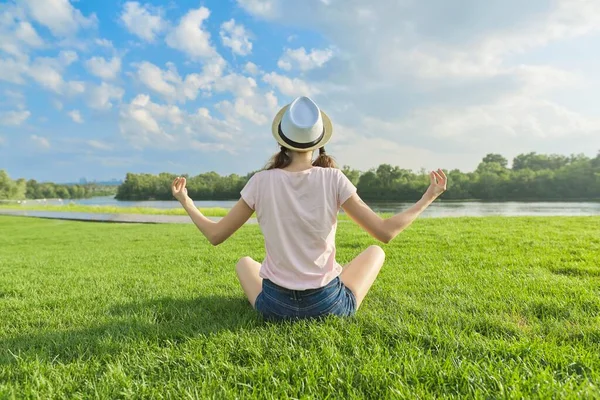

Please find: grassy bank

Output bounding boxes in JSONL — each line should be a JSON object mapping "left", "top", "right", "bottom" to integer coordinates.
{"left": 1, "top": 216, "right": 599, "bottom": 398}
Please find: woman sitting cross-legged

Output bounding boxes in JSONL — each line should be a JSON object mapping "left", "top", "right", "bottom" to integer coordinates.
{"left": 171, "top": 96, "right": 447, "bottom": 321}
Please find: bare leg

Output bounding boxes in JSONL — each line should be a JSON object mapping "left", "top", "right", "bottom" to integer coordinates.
{"left": 339, "top": 245, "right": 385, "bottom": 310}
{"left": 235, "top": 256, "right": 262, "bottom": 308}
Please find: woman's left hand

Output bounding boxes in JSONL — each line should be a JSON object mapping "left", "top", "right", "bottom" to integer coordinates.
{"left": 172, "top": 177, "right": 190, "bottom": 203}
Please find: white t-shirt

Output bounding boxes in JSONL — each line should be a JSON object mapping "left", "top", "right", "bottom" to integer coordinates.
{"left": 240, "top": 167, "right": 357, "bottom": 290}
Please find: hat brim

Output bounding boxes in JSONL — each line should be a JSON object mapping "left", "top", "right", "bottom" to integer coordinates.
{"left": 271, "top": 104, "right": 333, "bottom": 152}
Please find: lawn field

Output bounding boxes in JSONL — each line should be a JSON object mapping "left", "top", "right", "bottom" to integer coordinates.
{"left": 1, "top": 216, "right": 599, "bottom": 399}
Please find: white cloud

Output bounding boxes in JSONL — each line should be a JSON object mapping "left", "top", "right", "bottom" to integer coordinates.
{"left": 132, "top": 60, "right": 256, "bottom": 104}
{"left": 87, "top": 82, "right": 124, "bottom": 110}
{"left": 0, "top": 8, "right": 44, "bottom": 57}
{"left": 0, "top": 58, "right": 28, "bottom": 84}
{"left": 165, "top": 6, "right": 218, "bottom": 60}
{"left": 27, "top": 53, "right": 84, "bottom": 95}
{"left": 277, "top": 47, "right": 334, "bottom": 71}
{"left": 2, "top": 90, "right": 26, "bottom": 109}
{"left": 216, "top": 89, "right": 279, "bottom": 127}
{"left": 132, "top": 61, "right": 222, "bottom": 103}
{"left": 236, "top": 0, "right": 278, "bottom": 18}
{"left": 244, "top": 62, "right": 259, "bottom": 75}
{"left": 68, "top": 110, "right": 83, "bottom": 123}
{"left": 14, "top": 21, "right": 44, "bottom": 47}
{"left": 95, "top": 38, "right": 114, "bottom": 48}
{"left": 119, "top": 94, "right": 237, "bottom": 151}
{"left": 30, "top": 135, "right": 50, "bottom": 149}
{"left": 213, "top": 74, "right": 258, "bottom": 98}
{"left": 5, "top": 50, "right": 86, "bottom": 96}
{"left": 220, "top": 19, "right": 252, "bottom": 56}
{"left": 0, "top": 110, "right": 31, "bottom": 126}
{"left": 120, "top": 1, "right": 164, "bottom": 42}
{"left": 386, "top": 96, "right": 600, "bottom": 143}
{"left": 87, "top": 140, "right": 112, "bottom": 151}
{"left": 0, "top": 136, "right": 5, "bottom": 146}
{"left": 234, "top": 0, "right": 600, "bottom": 170}
{"left": 330, "top": 132, "right": 465, "bottom": 173}
{"left": 22, "top": 0, "right": 97, "bottom": 37}
{"left": 85, "top": 56, "right": 121, "bottom": 80}
{"left": 262, "top": 72, "right": 319, "bottom": 97}
{"left": 217, "top": 99, "right": 264, "bottom": 126}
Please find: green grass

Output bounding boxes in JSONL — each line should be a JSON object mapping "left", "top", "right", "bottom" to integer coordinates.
{"left": 1, "top": 215, "right": 599, "bottom": 399}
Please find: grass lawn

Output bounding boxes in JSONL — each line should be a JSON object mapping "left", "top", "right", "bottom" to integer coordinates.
{"left": 1, "top": 215, "right": 599, "bottom": 399}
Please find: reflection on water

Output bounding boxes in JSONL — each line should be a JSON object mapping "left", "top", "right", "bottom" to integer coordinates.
{"left": 4, "top": 196, "right": 600, "bottom": 218}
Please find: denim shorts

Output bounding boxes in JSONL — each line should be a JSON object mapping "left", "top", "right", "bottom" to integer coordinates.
{"left": 254, "top": 276, "right": 357, "bottom": 321}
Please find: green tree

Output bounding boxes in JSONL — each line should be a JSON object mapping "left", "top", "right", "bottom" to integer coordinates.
{"left": 482, "top": 154, "right": 508, "bottom": 168}
{"left": 0, "top": 170, "right": 15, "bottom": 200}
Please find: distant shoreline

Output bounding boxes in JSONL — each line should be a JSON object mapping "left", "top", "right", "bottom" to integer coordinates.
{"left": 1, "top": 197, "right": 600, "bottom": 204}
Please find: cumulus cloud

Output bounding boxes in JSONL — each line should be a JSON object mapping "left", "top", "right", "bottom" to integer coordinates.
{"left": 85, "top": 56, "right": 121, "bottom": 80}
{"left": 132, "top": 61, "right": 225, "bottom": 103}
{"left": 30, "top": 134, "right": 50, "bottom": 149}
{"left": 165, "top": 6, "right": 219, "bottom": 60}
{"left": 0, "top": 7, "right": 44, "bottom": 57}
{"left": 27, "top": 52, "right": 84, "bottom": 95}
{"left": 120, "top": 1, "right": 164, "bottom": 42}
{"left": 2, "top": 90, "right": 26, "bottom": 110}
{"left": 87, "top": 82, "right": 125, "bottom": 110}
{"left": 0, "top": 110, "right": 31, "bottom": 126}
{"left": 119, "top": 94, "right": 236, "bottom": 151}
{"left": 87, "top": 140, "right": 112, "bottom": 151}
{"left": 220, "top": 19, "right": 252, "bottom": 56}
{"left": 216, "top": 90, "right": 279, "bottom": 126}
{"left": 0, "top": 50, "right": 84, "bottom": 95}
{"left": 262, "top": 72, "right": 319, "bottom": 97}
{"left": 213, "top": 74, "right": 258, "bottom": 98}
{"left": 277, "top": 47, "right": 333, "bottom": 71}
{"left": 21, "top": 0, "right": 97, "bottom": 37}
{"left": 244, "top": 62, "right": 259, "bottom": 75}
{"left": 236, "top": 0, "right": 279, "bottom": 18}
{"left": 236, "top": 0, "right": 600, "bottom": 170}
{"left": 95, "top": 38, "right": 114, "bottom": 48}
{"left": 68, "top": 110, "right": 83, "bottom": 123}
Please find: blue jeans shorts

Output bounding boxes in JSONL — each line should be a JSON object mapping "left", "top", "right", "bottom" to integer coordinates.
{"left": 254, "top": 276, "right": 357, "bottom": 321}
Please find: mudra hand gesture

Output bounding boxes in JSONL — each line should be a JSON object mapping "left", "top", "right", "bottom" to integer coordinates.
{"left": 172, "top": 177, "right": 190, "bottom": 203}
{"left": 425, "top": 169, "right": 447, "bottom": 199}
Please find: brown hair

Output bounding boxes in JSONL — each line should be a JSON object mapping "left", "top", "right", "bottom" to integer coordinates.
{"left": 265, "top": 146, "right": 337, "bottom": 170}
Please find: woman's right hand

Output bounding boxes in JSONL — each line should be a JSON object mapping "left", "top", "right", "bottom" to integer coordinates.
{"left": 425, "top": 169, "right": 447, "bottom": 199}
{"left": 172, "top": 177, "right": 190, "bottom": 204}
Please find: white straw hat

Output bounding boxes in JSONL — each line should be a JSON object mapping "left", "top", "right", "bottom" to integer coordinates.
{"left": 271, "top": 96, "right": 333, "bottom": 152}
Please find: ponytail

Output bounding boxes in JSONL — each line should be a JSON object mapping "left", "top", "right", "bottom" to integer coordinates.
{"left": 265, "top": 146, "right": 293, "bottom": 170}
{"left": 264, "top": 145, "right": 336, "bottom": 170}
{"left": 312, "top": 146, "right": 336, "bottom": 168}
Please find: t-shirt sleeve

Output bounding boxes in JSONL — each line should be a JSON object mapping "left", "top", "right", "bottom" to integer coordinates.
{"left": 240, "top": 173, "right": 259, "bottom": 210}
{"left": 336, "top": 169, "right": 357, "bottom": 207}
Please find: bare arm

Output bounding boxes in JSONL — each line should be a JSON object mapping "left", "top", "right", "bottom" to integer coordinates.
{"left": 341, "top": 169, "right": 447, "bottom": 243}
{"left": 172, "top": 177, "right": 253, "bottom": 246}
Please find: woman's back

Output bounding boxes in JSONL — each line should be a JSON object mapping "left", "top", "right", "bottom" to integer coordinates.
{"left": 241, "top": 167, "right": 356, "bottom": 290}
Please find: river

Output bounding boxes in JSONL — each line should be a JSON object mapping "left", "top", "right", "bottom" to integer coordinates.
{"left": 20, "top": 197, "right": 600, "bottom": 218}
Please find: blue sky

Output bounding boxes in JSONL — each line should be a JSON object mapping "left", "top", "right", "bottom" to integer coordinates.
{"left": 1, "top": 0, "right": 599, "bottom": 182}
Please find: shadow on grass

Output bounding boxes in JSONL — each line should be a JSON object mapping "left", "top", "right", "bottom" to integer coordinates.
{"left": 0, "top": 295, "right": 261, "bottom": 366}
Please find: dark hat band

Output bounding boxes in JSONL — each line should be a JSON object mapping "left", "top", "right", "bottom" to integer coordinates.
{"left": 278, "top": 123, "right": 325, "bottom": 149}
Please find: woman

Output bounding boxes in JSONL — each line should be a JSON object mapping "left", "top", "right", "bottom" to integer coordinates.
{"left": 171, "top": 96, "right": 447, "bottom": 321}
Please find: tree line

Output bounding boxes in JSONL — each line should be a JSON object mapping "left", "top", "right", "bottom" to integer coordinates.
{"left": 115, "top": 151, "right": 600, "bottom": 202}
{"left": 3, "top": 151, "right": 599, "bottom": 201}
{"left": 344, "top": 152, "right": 600, "bottom": 201}
{"left": 0, "top": 170, "right": 117, "bottom": 200}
